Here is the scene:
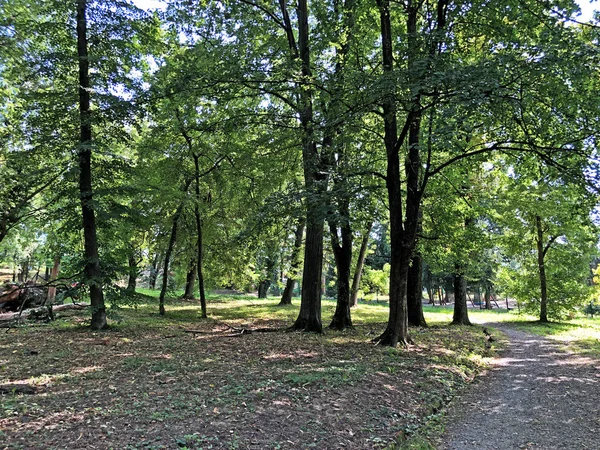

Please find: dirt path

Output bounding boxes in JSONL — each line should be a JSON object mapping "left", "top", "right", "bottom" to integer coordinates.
{"left": 439, "top": 324, "right": 600, "bottom": 449}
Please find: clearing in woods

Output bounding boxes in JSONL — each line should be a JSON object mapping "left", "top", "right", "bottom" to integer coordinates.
{"left": 0, "top": 295, "right": 500, "bottom": 449}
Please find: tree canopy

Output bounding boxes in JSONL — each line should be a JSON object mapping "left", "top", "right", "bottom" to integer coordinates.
{"left": 1, "top": 0, "right": 599, "bottom": 340}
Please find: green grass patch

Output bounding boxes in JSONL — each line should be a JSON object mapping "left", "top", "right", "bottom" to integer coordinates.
{"left": 508, "top": 317, "right": 600, "bottom": 358}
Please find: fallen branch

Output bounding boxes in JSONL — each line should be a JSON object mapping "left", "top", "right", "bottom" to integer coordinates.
{"left": 0, "top": 303, "right": 88, "bottom": 322}
{"left": 184, "top": 326, "right": 283, "bottom": 336}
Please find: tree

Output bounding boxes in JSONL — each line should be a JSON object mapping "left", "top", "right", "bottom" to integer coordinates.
{"left": 494, "top": 162, "right": 598, "bottom": 321}
{"left": 350, "top": 221, "right": 373, "bottom": 307}
{"left": 77, "top": 0, "right": 106, "bottom": 329}
{"left": 280, "top": 218, "right": 305, "bottom": 305}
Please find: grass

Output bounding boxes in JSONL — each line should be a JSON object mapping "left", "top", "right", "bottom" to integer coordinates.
{"left": 1, "top": 292, "right": 503, "bottom": 449}
{"left": 4, "top": 286, "right": 597, "bottom": 448}
{"left": 507, "top": 317, "right": 600, "bottom": 358}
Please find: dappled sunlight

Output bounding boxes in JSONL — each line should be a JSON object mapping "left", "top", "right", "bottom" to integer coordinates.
{"left": 492, "top": 356, "right": 540, "bottom": 367}
{"left": 535, "top": 374, "right": 598, "bottom": 384}
{"left": 0, "top": 409, "right": 87, "bottom": 433}
{"left": 6, "top": 364, "right": 104, "bottom": 388}
{"left": 262, "top": 350, "right": 319, "bottom": 361}
{"left": 550, "top": 355, "right": 597, "bottom": 366}
{"left": 71, "top": 366, "right": 102, "bottom": 375}
{"left": 0, "top": 294, "right": 499, "bottom": 450}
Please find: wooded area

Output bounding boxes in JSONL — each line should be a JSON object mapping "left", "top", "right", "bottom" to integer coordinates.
{"left": 1, "top": 0, "right": 599, "bottom": 342}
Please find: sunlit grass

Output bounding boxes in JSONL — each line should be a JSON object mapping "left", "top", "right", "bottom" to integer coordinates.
{"left": 508, "top": 318, "right": 600, "bottom": 358}
{"left": 55, "top": 289, "right": 600, "bottom": 358}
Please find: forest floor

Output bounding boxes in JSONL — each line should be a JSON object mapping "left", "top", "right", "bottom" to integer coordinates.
{"left": 0, "top": 295, "right": 501, "bottom": 450}
{"left": 438, "top": 322, "right": 600, "bottom": 449}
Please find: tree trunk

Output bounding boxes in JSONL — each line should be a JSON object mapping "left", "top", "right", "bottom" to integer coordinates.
{"left": 46, "top": 256, "right": 61, "bottom": 305}
{"left": 258, "top": 280, "right": 271, "bottom": 299}
{"left": 376, "top": 0, "right": 406, "bottom": 347}
{"left": 293, "top": 214, "right": 324, "bottom": 332}
{"left": 350, "top": 221, "right": 372, "bottom": 307}
{"left": 328, "top": 217, "right": 353, "bottom": 330}
{"left": 158, "top": 203, "right": 184, "bottom": 315}
{"left": 536, "top": 215, "right": 549, "bottom": 323}
{"left": 77, "top": 0, "right": 106, "bottom": 330}
{"left": 149, "top": 253, "right": 160, "bottom": 289}
{"left": 425, "top": 266, "right": 435, "bottom": 305}
{"left": 484, "top": 283, "right": 492, "bottom": 310}
{"left": 280, "top": 278, "right": 296, "bottom": 305}
{"left": 193, "top": 154, "right": 207, "bottom": 319}
{"left": 407, "top": 252, "right": 427, "bottom": 326}
{"left": 375, "top": 0, "right": 425, "bottom": 346}
{"left": 183, "top": 262, "right": 196, "bottom": 299}
{"left": 280, "top": 219, "right": 305, "bottom": 305}
{"left": 291, "top": 0, "right": 325, "bottom": 333}
{"left": 452, "top": 264, "right": 471, "bottom": 325}
{"left": 126, "top": 252, "right": 137, "bottom": 292}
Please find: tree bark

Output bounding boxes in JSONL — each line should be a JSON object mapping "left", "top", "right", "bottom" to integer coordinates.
{"left": 536, "top": 215, "right": 549, "bottom": 323}
{"left": 425, "top": 265, "right": 435, "bottom": 305}
{"left": 193, "top": 154, "right": 207, "bottom": 319}
{"left": 452, "top": 264, "right": 471, "bottom": 325}
{"left": 126, "top": 252, "right": 137, "bottom": 292}
{"left": 158, "top": 203, "right": 184, "bottom": 315}
{"left": 258, "top": 280, "right": 271, "bottom": 299}
{"left": 293, "top": 211, "right": 324, "bottom": 332}
{"left": 375, "top": 0, "right": 426, "bottom": 346}
{"left": 183, "top": 262, "right": 196, "bottom": 299}
{"left": 376, "top": 0, "right": 407, "bottom": 346}
{"left": 77, "top": 0, "right": 106, "bottom": 330}
{"left": 149, "top": 253, "right": 160, "bottom": 289}
{"left": 484, "top": 283, "right": 492, "bottom": 310}
{"left": 328, "top": 214, "right": 353, "bottom": 330}
{"left": 280, "top": 219, "right": 305, "bottom": 305}
{"left": 350, "top": 221, "right": 372, "bottom": 307}
{"left": 407, "top": 252, "right": 427, "bottom": 326}
{"left": 46, "top": 256, "right": 61, "bottom": 305}
{"left": 291, "top": 0, "right": 325, "bottom": 333}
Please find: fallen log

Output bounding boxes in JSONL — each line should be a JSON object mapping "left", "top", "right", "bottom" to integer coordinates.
{"left": 0, "top": 303, "right": 88, "bottom": 322}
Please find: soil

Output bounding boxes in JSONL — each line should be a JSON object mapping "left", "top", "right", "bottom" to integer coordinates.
{"left": 439, "top": 324, "right": 600, "bottom": 449}
{"left": 0, "top": 313, "right": 493, "bottom": 450}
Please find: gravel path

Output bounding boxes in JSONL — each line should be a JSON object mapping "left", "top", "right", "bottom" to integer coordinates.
{"left": 439, "top": 324, "right": 600, "bottom": 449}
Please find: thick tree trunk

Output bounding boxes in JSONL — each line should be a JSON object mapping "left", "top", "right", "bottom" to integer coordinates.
{"left": 126, "top": 252, "right": 137, "bottom": 292}
{"left": 77, "top": 0, "right": 106, "bottom": 330}
{"left": 258, "top": 281, "right": 271, "bottom": 299}
{"left": 293, "top": 214, "right": 324, "bottom": 332}
{"left": 350, "top": 221, "right": 372, "bottom": 307}
{"left": 452, "top": 264, "right": 471, "bottom": 325}
{"left": 280, "top": 278, "right": 296, "bottom": 305}
{"left": 46, "top": 256, "right": 61, "bottom": 305}
{"left": 292, "top": 0, "right": 325, "bottom": 333}
{"left": 376, "top": 0, "right": 408, "bottom": 347}
{"left": 407, "top": 252, "right": 427, "bottom": 326}
{"left": 375, "top": 0, "right": 426, "bottom": 346}
{"left": 159, "top": 204, "right": 184, "bottom": 315}
{"left": 536, "top": 215, "right": 549, "bottom": 323}
{"left": 183, "top": 262, "right": 196, "bottom": 299}
{"left": 328, "top": 218, "right": 353, "bottom": 330}
{"left": 280, "top": 219, "right": 305, "bottom": 305}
